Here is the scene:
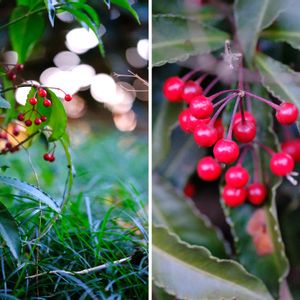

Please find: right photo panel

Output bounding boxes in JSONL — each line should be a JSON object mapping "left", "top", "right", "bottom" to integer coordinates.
{"left": 152, "top": 1, "right": 300, "bottom": 299}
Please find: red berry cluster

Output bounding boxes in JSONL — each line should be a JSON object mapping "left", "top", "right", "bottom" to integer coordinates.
{"left": 0, "top": 125, "right": 21, "bottom": 154}
{"left": 5, "top": 63, "right": 24, "bottom": 81}
{"left": 163, "top": 75, "right": 299, "bottom": 208}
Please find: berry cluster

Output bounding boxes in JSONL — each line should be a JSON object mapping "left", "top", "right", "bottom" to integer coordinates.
{"left": 163, "top": 74, "right": 299, "bottom": 208}
{"left": 5, "top": 63, "right": 24, "bottom": 82}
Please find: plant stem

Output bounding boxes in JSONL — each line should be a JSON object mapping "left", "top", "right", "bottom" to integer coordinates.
{"left": 227, "top": 96, "right": 241, "bottom": 140}
{"left": 203, "top": 77, "right": 219, "bottom": 96}
{"left": 244, "top": 91, "right": 280, "bottom": 110}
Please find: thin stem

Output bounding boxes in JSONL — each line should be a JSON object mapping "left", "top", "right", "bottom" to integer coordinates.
{"left": 195, "top": 74, "right": 207, "bottom": 84}
{"left": 227, "top": 96, "right": 241, "bottom": 140}
{"left": 203, "top": 77, "right": 219, "bottom": 96}
{"left": 209, "top": 93, "right": 238, "bottom": 126}
{"left": 255, "top": 141, "right": 275, "bottom": 155}
{"left": 252, "top": 145, "right": 261, "bottom": 182}
{"left": 244, "top": 91, "right": 280, "bottom": 110}
{"left": 208, "top": 89, "right": 239, "bottom": 101}
{"left": 237, "top": 146, "right": 250, "bottom": 165}
{"left": 181, "top": 69, "right": 201, "bottom": 81}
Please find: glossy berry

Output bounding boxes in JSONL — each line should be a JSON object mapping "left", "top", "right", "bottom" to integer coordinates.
{"left": 43, "top": 153, "right": 51, "bottom": 161}
{"left": 225, "top": 165, "right": 249, "bottom": 188}
{"left": 233, "top": 120, "right": 256, "bottom": 143}
{"left": 178, "top": 109, "right": 200, "bottom": 133}
{"left": 222, "top": 185, "right": 247, "bottom": 207}
{"left": 43, "top": 99, "right": 52, "bottom": 107}
{"left": 281, "top": 139, "right": 300, "bottom": 162}
{"left": 7, "top": 71, "right": 16, "bottom": 81}
{"left": 214, "top": 118, "right": 224, "bottom": 140}
{"left": 189, "top": 95, "right": 214, "bottom": 119}
{"left": 193, "top": 124, "right": 218, "bottom": 147}
{"left": 41, "top": 116, "right": 47, "bottom": 122}
{"left": 25, "top": 120, "right": 32, "bottom": 127}
{"left": 276, "top": 102, "right": 298, "bottom": 125}
{"left": 34, "top": 118, "right": 42, "bottom": 125}
{"left": 17, "top": 114, "right": 25, "bottom": 121}
{"left": 15, "top": 64, "right": 24, "bottom": 71}
{"left": 270, "top": 152, "right": 294, "bottom": 176}
{"left": 29, "top": 97, "right": 38, "bottom": 105}
{"left": 213, "top": 139, "right": 240, "bottom": 164}
{"left": 64, "top": 94, "right": 72, "bottom": 101}
{"left": 181, "top": 81, "right": 202, "bottom": 104}
{"left": 163, "top": 76, "right": 184, "bottom": 102}
{"left": 233, "top": 111, "right": 256, "bottom": 127}
{"left": 38, "top": 88, "right": 47, "bottom": 97}
{"left": 48, "top": 155, "right": 55, "bottom": 162}
{"left": 248, "top": 183, "right": 267, "bottom": 205}
{"left": 197, "top": 156, "right": 222, "bottom": 181}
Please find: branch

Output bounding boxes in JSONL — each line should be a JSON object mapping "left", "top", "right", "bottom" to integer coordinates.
{"left": 25, "top": 256, "right": 131, "bottom": 279}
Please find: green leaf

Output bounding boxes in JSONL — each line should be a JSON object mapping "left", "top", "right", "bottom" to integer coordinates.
{"left": 255, "top": 53, "right": 300, "bottom": 116}
{"left": 9, "top": 6, "right": 45, "bottom": 63}
{"left": 153, "top": 226, "right": 274, "bottom": 300}
{"left": 261, "top": 1, "right": 300, "bottom": 51}
{"left": 0, "top": 201, "right": 20, "bottom": 260}
{"left": 0, "top": 176, "right": 60, "bottom": 212}
{"left": 153, "top": 100, "right": 182, "bottom": 168}
{"left": 0, "top": 95, "right": 10, "bottom": 109}
{"left": 152, "top": 14, "right": 228, "bottom": 67}
{"left": 153, "top": 175, "right": 227, "bottom": 258}
{"left": 153, "top": 284, "right": 174, "bottom": 300}
{"left": 220, "top": 86, "right": 289, "bottom": 297}
{"left": 46, "top": 89, "right": 67, "bottom": 142}
{"left": 234, "top": 0, "right": 293, "bottom": 65}
{"left": 111, "top": 0, "right": 140, "bottom": 23}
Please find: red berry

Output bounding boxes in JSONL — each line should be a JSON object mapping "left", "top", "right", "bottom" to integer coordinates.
{"left": 0, "top": 132, "right": 8, "bottom": 139}
{"left": 48, "top": 154, "right": 55, "bottom": 162}
{"left": 214, "top": 118, "right": 224, "bottom": 140}
{"left": 213, "top": 139, "right": 240, "bottom": 164}
{"left": 43, "top": 153, "right": 51, "bottom": 161}
{"left": 15, "top": 64, "right": 24, "bottom": 71}
{"left": 225, "top": 165, "right": 249, "bottom": 188}
{"left": 5, "top": 142, "right": 12, "bottom": 149}
{"left": 17, "top": 114, "right": 25, "bottom": 121}
{"left": 193, "top": 124, "right": 218, "bottom": 147}
{"left": 43, "top": 99, "right": 52, "bottom": 107}
{"left": 233, "top": 120, "right": 256, "bottom": 143}
{"left": 34, "top": 118, "right": 42, "bottom": 125}
{"left": 162, "top": 76, "right": 184, "bottom": 102}
{"left": 29, "top": 97, "right": 38, "bottom": 105}
{"left": 13, "top": 128, "right": 20, "bottom": 136}
{"left": 247, "top": 183, "right": 267, "bottom": 205}
{"left": 189, "top": 95, "right": 214, "bottom": 119}
{"left": 197, "top": 156, "right": 222, "bottom": 181}
{"left": 41, "top": 116, "right": 47, "bottom": 122}
{"left": 233, "top": 111, "right": 256, "bottom": 127}
{"left": 25, "top": 120, "right": 32, "bottom": 127}
{"left": 270, "top": 152, "right": 294, "bottom": 176}
{"left": 276, "top": 102, "right": 298, "bottom": 125}
{"left": 183, "top": 182, "right": 196, "bottom": 198}
{"left": 178, "top": 109, "right": 200, "bottom": 133}
{"left": 281, "top": 139, "right": 300, "bottom": 162}
{"left": 181, "top": 81, "right": 202, "bottom": 104}
{"left": 64, "top": 94, "right": 72, "bottom": 101}
{"left": 38, "top": 88, "right": 47, "bottom": 97}
{"left": 7, "top": 71, "right": 16, "bottom": 81}
{"left": 222, "top": 185, "right": 247, "bottom": 207}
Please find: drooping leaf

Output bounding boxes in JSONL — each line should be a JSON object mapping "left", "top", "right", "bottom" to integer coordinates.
{"left": 234, "top": 0, "right": 293, "bottom": 65}
{"left": 0, "top": 95, "right": 10, "bottom": 109}
{"left": 0, "top": 201, "right": 20, "bottom": 260}
{"left": 220, "top": 86, "right": 289, "bottom": 298}
{"left": 110, "top": 0, "right": 140, "bottom": 23}
{"left": 153, "top": 100, "right": 183, "bottom": 168}
{"left": 153, "top": 175, "right": 227, "bottom": 258}
{"left": 261, "top": 1, "right": 300, "bottom": 51}
{"left": 0, "top": 176, "right": 60, "bottom": 212}
{"left": 255, "top": 53, "right": 300, "bottom": 116}
{"left": 153, "top": 226, "right": 274, "bottom": 300}
{"left": 152, "top": 14, "right": 228, "bottom": 66}
{"left": 9, "top": 6, "right": 45, "bottom": 63}
{"left": 46, "top": 89, "right": 67, "bottom": 142}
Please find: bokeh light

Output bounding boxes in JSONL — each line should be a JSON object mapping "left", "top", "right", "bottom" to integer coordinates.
{"left": 15, "top": 80, "right": 39, "bottom": 105}
{"left": 137, "top": 39, "right": 149, "bottom": 60}
{"left": 53, "top": 51, "right": 80, "bottom": 70}
{"left": 126, "top": 47, "right": 148, "bottom": 68}
{"left": 113, "top": 110, "right": 137, "bottom": 132}
{"left": 90, "top": 73, "right": 117, "bottom": 103}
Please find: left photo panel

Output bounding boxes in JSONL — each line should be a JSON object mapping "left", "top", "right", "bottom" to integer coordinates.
{"left": 0, "top": 1, "right": 148, "bottom": 299}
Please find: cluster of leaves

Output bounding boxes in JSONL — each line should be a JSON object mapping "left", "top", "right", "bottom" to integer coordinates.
{"left": 153, "top": 1, "right": 300, "bottom": 299}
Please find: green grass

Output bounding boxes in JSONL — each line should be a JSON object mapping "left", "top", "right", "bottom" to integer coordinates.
{"left": 0, "top": 124, "right": 148, "bottom": 299}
